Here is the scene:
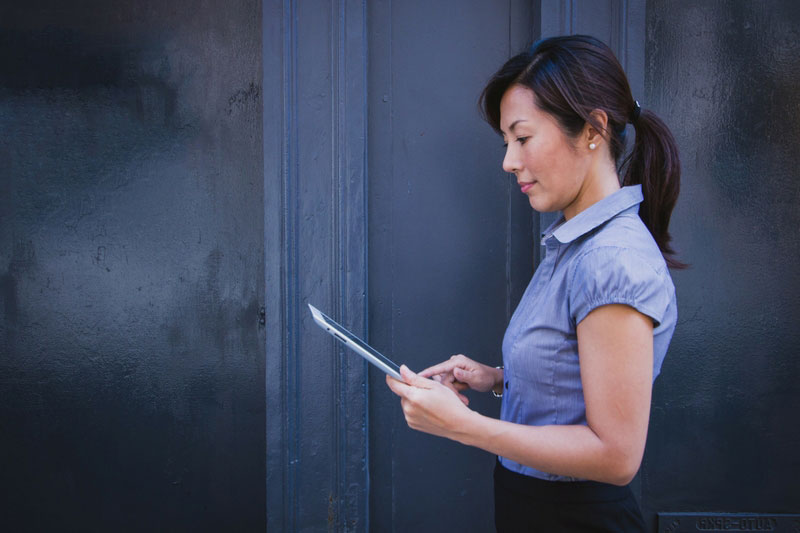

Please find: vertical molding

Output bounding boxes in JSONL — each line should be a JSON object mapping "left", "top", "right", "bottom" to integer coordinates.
{"left": 557, "top": 0, "right": 574, "bottom": 35}
{"left": 618, "top": 0, "right": 629, "bottom": 74}
{"left": 333, "top": 0, "right": 369, "bottom": 530}
{"left": 281, "top": 0, "right": 301, "bottom": 530}
{"left": 287, "top": 0, "right": 300, "bottom": 524}
{"left": 287, "top": 0, "right": 300, "bottom": 527}
{"left": 264, "top": 0, "right": 297, "bottom": 530}
{"left": 624, "top": 0, "right": 646, "bottom": 105}
{"left": 361, "top": 0, "right": 396, "bottom": 524}
{"left": 265, "top": 0, "right": 368, "bottom": 530}
{"left": 331, "top": 0, "right": 345, "bottom": 526}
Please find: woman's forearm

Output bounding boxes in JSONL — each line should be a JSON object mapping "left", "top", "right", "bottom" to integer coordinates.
{"left": 453, "top": 412, "right": 640, "bottom": 486}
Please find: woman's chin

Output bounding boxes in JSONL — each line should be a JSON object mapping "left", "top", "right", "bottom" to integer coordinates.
{"left": 528, "top": 195, "right": 553, "bottom": 213}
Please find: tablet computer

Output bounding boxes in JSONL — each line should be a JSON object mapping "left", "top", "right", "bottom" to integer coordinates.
{"left": 308, "top": 303, "right": 402, "bottom": 381}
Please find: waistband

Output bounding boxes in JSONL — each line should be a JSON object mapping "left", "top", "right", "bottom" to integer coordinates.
{"left": 494, "top": 457, "right": 633, "bottom": 503}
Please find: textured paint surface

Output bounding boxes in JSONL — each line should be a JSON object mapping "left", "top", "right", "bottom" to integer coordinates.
{"left": 367, "top": 0, "right": 534, "bottom": 530}
{"left": 0, "top": 2, "right": 265, "bottom": 530}
{"left": 643, "top": 1, "right": 800, "bottom": 528}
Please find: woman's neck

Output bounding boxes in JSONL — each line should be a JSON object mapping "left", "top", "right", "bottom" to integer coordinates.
{"left": 563, "top": 160, "right": 621, "bottom": 221}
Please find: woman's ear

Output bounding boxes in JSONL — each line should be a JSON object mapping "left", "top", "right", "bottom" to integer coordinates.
{"left": 585, "top": 109, "right": 610, "bottom": 145}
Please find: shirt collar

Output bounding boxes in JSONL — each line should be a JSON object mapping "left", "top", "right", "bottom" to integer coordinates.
{"left": 542, "top": 185, "right": 644, "bottom": 244}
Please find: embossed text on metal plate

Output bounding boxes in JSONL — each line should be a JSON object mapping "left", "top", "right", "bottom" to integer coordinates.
{"left": 658, "top": 513, "right": 800, "bottom": 533}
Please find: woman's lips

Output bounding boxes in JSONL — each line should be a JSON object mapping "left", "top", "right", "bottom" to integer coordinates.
{"left": 520, "top": 182, "right": 534, "bottom": 193}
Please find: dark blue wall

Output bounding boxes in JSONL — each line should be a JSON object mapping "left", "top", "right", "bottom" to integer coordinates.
{"left": 0, "top": 2, "right": 265, "bottom": 530}
{"left": 642, "top": 0, "right": 800, "bottom": 528}
{"left": 366, "top": 0, "right": 535, "bottom": 530}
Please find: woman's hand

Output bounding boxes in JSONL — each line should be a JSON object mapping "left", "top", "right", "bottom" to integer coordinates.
{"left": 386, "top": 365, "right": 476, "bottom": 441}
{"left": 419, "top": 354, "right": 503, "bottom": 404}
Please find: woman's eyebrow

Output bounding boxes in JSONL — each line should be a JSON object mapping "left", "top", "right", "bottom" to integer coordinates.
{"left": 502, "top": 119, "right": 529, "bottom": 135}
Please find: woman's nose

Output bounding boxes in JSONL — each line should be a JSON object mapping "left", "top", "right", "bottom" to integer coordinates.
{"left": 502, "top": 146, "right": 519, "bottom": 174}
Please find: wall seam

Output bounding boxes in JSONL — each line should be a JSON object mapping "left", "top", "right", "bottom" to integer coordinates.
{"left": 360, "top": 0, "right": 370, "bottom": 530}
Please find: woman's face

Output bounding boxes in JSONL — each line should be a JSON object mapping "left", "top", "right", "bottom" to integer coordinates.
{"left": 499, "top": 85, "right": 591, "bottom": 216}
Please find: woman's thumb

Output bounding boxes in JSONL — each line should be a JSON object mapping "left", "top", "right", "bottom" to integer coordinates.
{"left": 454, "top": 367, "right": 468, "bottom": 380}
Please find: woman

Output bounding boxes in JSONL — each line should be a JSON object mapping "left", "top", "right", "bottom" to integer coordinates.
{"left": 386, "top": 35, "right": 682, "bottom": 532}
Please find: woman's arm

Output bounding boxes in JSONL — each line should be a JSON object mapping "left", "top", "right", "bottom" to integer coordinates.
{"left": 386, "top": 303, "right": 653, "bottom": 486}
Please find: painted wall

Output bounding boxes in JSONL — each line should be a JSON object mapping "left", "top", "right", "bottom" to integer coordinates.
{"left": 642, "top": 0, "right": 800, "bottom": 528}
{"left": 0, "top": 2, "right": 265, "bottom": 530}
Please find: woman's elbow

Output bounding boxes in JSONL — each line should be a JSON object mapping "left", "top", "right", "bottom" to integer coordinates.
{"left": 608, "top": 465, "right": 639, "bottom": 486}
{"left": 602, "top": 449, "right": 643, "bottom": 486}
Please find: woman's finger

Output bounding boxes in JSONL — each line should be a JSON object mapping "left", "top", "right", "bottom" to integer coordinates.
{"left": 454, "top": 367, "right": 485, "bottom": 387}
{"left": 437, "top": 379, "right": 457, "bottom": 393}
{"left": 400, "top": 397, "right": 411, "bottom": 417}
{"left": 419, "top": 360, "right": 459, "bottom": 378}
{"left": 399, "top": 365, "right": 434, "bottom": 390}
{"left": 453, "top": 367, "right": 472, "bottom": 380}
{"left": 386, "top": 373, "right": 412, "bottom": 397}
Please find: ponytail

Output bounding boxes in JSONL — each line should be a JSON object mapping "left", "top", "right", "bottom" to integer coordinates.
{"left": 623, "top": 110, "right": 687, "bottom": 269}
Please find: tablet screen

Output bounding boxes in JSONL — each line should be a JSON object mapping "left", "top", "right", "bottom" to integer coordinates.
{"left": 308, "top": 304, "right": 402, "bottom": 379}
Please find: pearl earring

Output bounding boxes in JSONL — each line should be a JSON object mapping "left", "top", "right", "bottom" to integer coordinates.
{"left": 589, "top": 143, "right": 597, "bottom": 150}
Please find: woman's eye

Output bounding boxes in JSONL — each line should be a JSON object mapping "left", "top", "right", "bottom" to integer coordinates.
{"left": 517, "top": 137, "right": 529, "bottom": 145}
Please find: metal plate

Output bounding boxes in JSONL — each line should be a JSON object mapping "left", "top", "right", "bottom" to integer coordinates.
{"left": 659, "top": 513, "right": 800, "bottom": 533}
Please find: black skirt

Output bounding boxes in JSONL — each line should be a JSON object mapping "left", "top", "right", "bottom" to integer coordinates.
{"left": 494, "top": 458, "right": 646, "bottom": 532}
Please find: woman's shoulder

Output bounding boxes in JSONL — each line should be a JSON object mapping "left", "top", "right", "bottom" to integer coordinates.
{"left": 566, "top": 214, "right": 675, "bottom": 326}
{"left": 574, "top": 213, "right": 669, "bottom": 277}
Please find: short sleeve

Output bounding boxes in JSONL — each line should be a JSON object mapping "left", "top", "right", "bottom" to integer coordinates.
{"left": 568, "top": 246, "right": 671, "bottom": 327}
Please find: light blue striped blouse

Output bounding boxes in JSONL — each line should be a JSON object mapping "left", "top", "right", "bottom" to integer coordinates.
{"left": 498, "top": 184, "right": 677, "bottom": 481}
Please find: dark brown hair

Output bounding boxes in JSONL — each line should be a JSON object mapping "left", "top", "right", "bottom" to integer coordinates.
{"left": 480, "top": 35, "right": 685, "bottom": 269}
